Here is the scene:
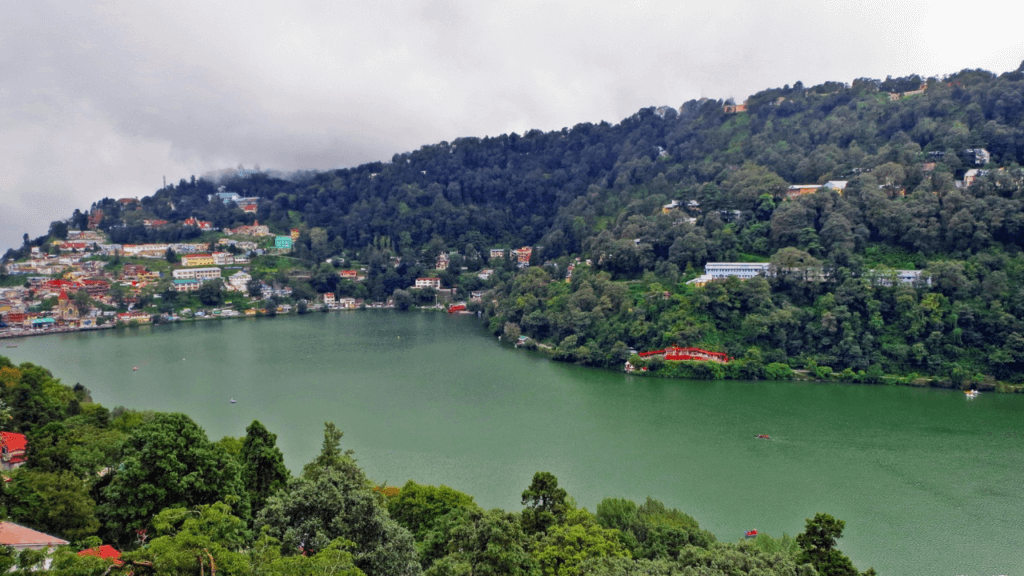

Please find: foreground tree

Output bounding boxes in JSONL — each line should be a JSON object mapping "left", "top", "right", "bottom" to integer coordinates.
{"left": 257, "top": 423, "right": 421, "bottom": 576}
{"left": 100, "top": 413, "right": 248, "bottom": 545}
{"left": 240, "top": 420, "right": 290, "bottom": 517}
{"left": 2, "top": 468, "right": 99, "bottom": 541}
{"left": 521, "top": 472, "right": 568, "bottom": 535}
{"left": 796, "top": 513, "right": 866, "bottom": 576}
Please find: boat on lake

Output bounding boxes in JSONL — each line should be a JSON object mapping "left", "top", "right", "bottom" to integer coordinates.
{"left": 230, "top": 398, "right": 237, "bottom": 404}
{"left": 745, "top": 530, "right": 758, "bottom": 538}
{"left": 756, "top": 434, "right": 771, "bottom": 439}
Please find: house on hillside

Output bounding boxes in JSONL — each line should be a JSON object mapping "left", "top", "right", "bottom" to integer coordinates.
{"left": 1, "top": 432, "right": 27, "bottom": 470}
{"left": 787, "top": 184, "right": 821, "bottom": 199}
{"left": 78, "top": 545, "right": 122, "bottom": 566}
{"left": 415, "top": 277, "right": 441, "bottom": 289}
{"left": 0, "top": 522, "right": 69, "bottom": 569}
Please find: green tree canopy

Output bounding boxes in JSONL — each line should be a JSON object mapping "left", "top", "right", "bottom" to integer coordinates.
{"left": 99, "top": 412, "right": 248, "bottom": 546}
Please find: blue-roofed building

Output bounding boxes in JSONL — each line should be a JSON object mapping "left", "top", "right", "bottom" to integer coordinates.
{"left": 275, "top": 236, "right": 293, "bottom": 250}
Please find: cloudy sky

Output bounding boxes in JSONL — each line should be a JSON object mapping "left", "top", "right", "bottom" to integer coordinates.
{"left": 2, "top": 0, "right": 1022, "bottom": 252}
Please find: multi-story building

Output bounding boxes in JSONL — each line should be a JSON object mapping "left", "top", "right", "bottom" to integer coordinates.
{"left": 212, "top": 252, "right": 234, "bottom": 266}
{"left": 181, "top": 254, "right": 215, "bottom": 267}
{"left": 415, "top": 277, "right": 441, "bottom": 289}
{"left": 172, "top": 267, "right": 221, "bottom": 281}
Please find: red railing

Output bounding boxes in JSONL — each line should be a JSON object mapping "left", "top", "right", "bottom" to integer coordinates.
{"left": 638, "top": 346, "right": 730, "bottom": 363}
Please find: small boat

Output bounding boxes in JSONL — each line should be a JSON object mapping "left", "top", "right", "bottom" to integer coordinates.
{"left": 964, "top": 389, "right": 979, "bottom": 398}
{"left": 755, "top": 434, "right": 771, "bottom": 440}
{"left": 745, "top": 530, "right": 758, "bottom": 538}
{"left": 230, "top": 398, "right": 237, "bottom": 404}
{"left": 132, "top": 366, "right": 138, "bottom": 371}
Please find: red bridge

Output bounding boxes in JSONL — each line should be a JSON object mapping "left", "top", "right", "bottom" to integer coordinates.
{"left": 638, "top": 346, "right": 731, "bottom": 363}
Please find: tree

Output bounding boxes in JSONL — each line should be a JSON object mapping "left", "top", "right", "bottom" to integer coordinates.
{"left": 532, "top": 510, "right": 629, "bottom": 576}
{"left": 388, "top": 481, "right": 479, "bottom": 540}
{"left": 302, "top": 421, "right": 357, "bottom": 481}
{"left": 521, "top": 472, "right": 569, "bottom": 535}
{"left": 248, "top": 278, "right": 264, "bottom": 298}
{"left": 197, "top": 278, "right": 225, "bottom": 306}
{"left": 419, "top": 508, "right": 537, "bottom": 576}
{"left": 256, "top": 468, "right": 421, "bottom": 575}
{"left": 122, "top": 502, "right": 251, "bottom": 576}
{"left": 3, "top": 468, "right": 100, "bottom": 541}
{"left": 796, "top": 513, "right": 860, "bottom": 576}
{"left": 100, "top": 413, "right": 248, "bottom": 545}
{"left": 241, "top": 420, "right": 290, "bottom": 517}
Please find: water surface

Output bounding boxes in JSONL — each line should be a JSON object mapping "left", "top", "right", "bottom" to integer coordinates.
{"left": 5, "top": 312, "right": 1023, "bottom": 575}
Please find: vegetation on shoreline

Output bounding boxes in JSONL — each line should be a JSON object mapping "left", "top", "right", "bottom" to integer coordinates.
{"left": 7, "top": 66, "right": 1024, "bottom": 387}
{"left": 0, "top": 355, "right": 876, "bottom": 575}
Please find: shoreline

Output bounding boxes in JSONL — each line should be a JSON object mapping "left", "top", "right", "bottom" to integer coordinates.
{"left": 6, "top": 307, "right": 1022, "bottom": 394}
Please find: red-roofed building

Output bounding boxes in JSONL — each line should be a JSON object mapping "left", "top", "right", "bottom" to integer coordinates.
{"left": 0, "top": 521, "right": 68, "bottom": 550}
{"left": 184, "top": 216, "right": 213, "bottom": 231}
{"left": 1, "top": 432, "right": 27, "bottom": 470}
{"left": 78, "top": 545, "right": 123, "bottom": 565}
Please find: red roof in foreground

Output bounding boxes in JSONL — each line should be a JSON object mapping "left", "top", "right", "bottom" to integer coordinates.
{"left": 0, "top": 522, "right": 69, "bottom": 548}
{"left": 78, "top": 545, "right": 122, "bottom": 563}
{"left": 1, "top": 432, "right": 26, "bottom": 453}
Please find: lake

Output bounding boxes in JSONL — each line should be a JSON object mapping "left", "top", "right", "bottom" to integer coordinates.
{"left": 4, "top": 311, "right": 1023, "bottom": 575}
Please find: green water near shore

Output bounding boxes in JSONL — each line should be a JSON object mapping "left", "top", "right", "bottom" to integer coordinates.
{"left": 5, "top": 311, "right": 1023, "bottom": 575}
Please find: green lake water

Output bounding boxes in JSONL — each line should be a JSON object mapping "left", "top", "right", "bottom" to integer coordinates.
{"left": 4, "top": 311, "right": 1023, "bottom": 575}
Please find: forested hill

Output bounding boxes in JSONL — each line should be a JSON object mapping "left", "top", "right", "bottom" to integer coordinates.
{"left": 21, "top": 65, "right": 1024, "bottom": 382}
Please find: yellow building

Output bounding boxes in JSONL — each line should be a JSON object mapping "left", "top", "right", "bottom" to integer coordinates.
{"left": 181, "top": 254, "right": 215, "bottom": 267}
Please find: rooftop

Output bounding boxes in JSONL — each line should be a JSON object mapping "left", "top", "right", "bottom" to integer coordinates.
{"left": 0, "top": 522, "right": 69, "bottom": 549}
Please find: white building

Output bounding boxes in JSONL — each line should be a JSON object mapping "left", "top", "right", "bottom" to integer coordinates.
{"left": 415, "top": 277, "right": 442, "bottom": 289}
{"left": 212, "top": 252, "right": 234, "bottom": 266}
{"left": 227, "top": 271, "right": 252, "bottom": 291}
{"left": 705, "top": 262, "right": 771, "bottom": 280}
{"left": 172, "top": 267, "right": 222, "bottom": 281}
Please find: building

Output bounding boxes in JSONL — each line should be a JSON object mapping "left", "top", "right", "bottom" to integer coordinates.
{"left": 1, "top": 431, "right": 27, "bottom": 470}
{"left": 688, "top": 262, "right": 771, "bottom": 286}
{"left": 962, "top": 148, "right": 991, "bottom": 166}
{"left": 227, "top": 271, "right": 252, "bottom": 291}
{"left": 963, "top": 169, "right": 987, "bottom": 187}
{"left": 56, "top": 291, "right": 78, "bottom": 321}
{"left": 662, "top": 200, "right": 680, "bottom": 214}
{"left": 172, "top": 267, "right": 221, "bottom": 281}
{"left": 78, "top": 545, "right": 122, "bottom": 566}
{"left": 183, "top": 216, "right": 213, "bottom": 230}
{"left": 340, "top": 270, "right": 359, "bottom": 280}
{"left": 435, "top": 252, "right": 450, "bottom": 270}
{"left": 290, "top": 228, "right": 300, "bottom": 241}
{"left": 181, "top": 254, "right": 215, "bottom": 267}
{"left": 0, "top": 521, "right": 69, "bottom": 569}
{"left": 723, "top": 103, "right": 747, "bottom": 113}
{"left": 513, "top": 246, "right": 532, "bottom": 265}
{"left": 787, "top": 185, "right": 821, "bottom": 199}
{"left": 871, "top": 269, "right": 929, "bottom": 287}
{"left": 117, "top": 311, "right": 152, "bottom": 324}
{"left": 478, "top": 269, "right": 494, "bottom": 280}
{"left": 275, "top": 236, "right": 293, "bottom": 250}
{"left": 823, "top": 180, "right": 848, "bottom": 193}
{"left": 489, "top": 248, "right": 505, "bottom": 259}
{"left": 415, "top": 277, "right": 441, "bottom": 289}
{"left": 212, "top": 252, "right": 234, "bottom": 266}
{"left": 705, "top": 262, "right": 770, "bottom": 280}
{"left": 323, "top": 292, "right": 336, "bottom": 306}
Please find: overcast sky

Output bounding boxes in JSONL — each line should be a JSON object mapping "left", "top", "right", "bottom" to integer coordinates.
{"left": 2, "top": 0, "right": 1022, "bottom": 252}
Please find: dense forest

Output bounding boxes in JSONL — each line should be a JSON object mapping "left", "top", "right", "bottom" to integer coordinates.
{"left": 0, "top": 356, "right": 874, "bottom": 575}
{"left": 10, "top": 65, "right": 1024, "bottom": 383}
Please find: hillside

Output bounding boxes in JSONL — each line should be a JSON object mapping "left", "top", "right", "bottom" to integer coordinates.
{"left": 6, "top": 66, "right": 1024, "bottom": 384}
